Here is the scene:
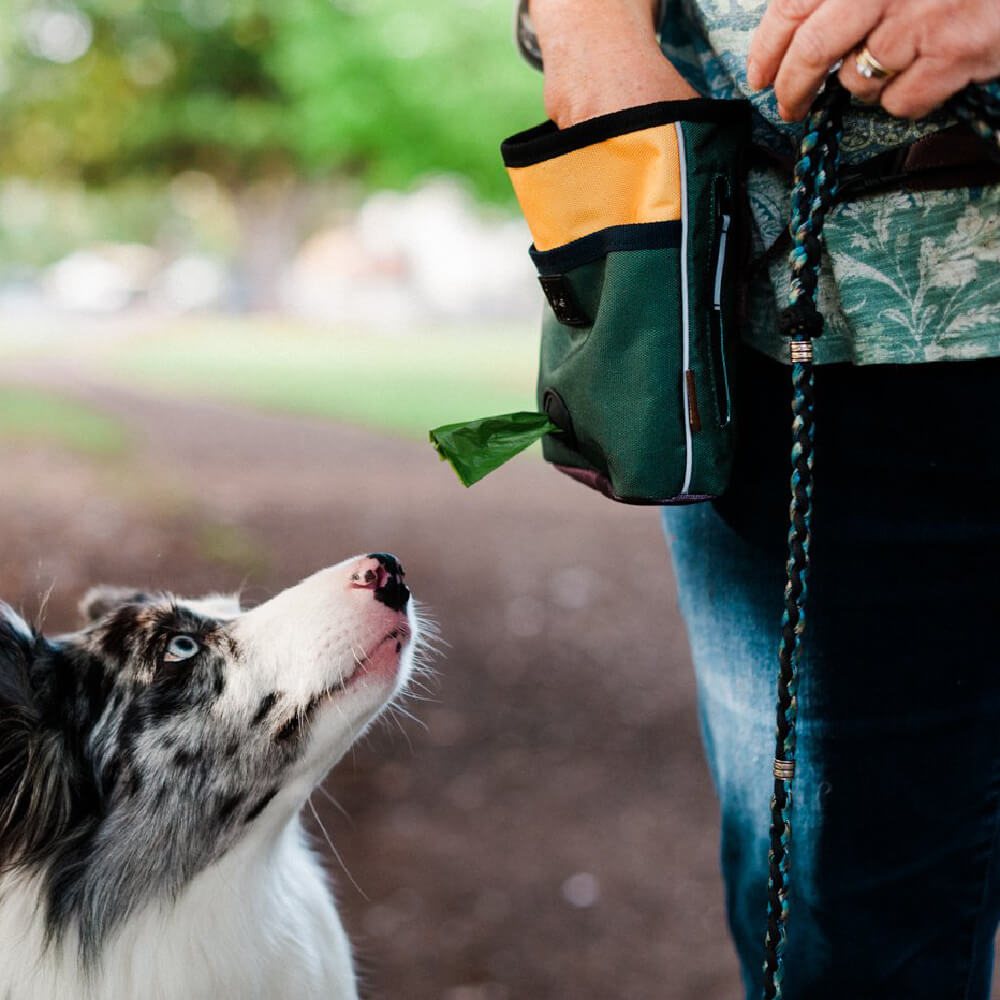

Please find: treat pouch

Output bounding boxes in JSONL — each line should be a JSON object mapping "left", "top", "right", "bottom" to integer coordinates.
{"left": 502, "top": 99, "right": 751, "bottom": 503}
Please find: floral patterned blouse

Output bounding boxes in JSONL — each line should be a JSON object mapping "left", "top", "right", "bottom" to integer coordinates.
{"left": 517, "top": 0, "right": 1000, "bottom": 366}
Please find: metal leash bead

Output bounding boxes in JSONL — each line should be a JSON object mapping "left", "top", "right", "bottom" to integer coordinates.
{"left": 788, "top": 342, "right": 813, "bottom": 364}
{"left": 772, "top": 759, "right": 796, "bottom": 781}
{"left": 759, "top": 76, "right": 1000, "bottom": 1000}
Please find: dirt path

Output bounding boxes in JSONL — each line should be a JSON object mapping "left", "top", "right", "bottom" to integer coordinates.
{"left": 1, "top": 376, "right": 738, "bottom": 1000}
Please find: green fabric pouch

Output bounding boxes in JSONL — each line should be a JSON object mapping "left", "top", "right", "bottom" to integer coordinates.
{"left": 502, "top": 99, "right": 752, "bottom": 503}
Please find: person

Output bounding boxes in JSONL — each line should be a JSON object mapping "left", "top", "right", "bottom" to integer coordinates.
{"left": 515, "top": 2, "right": 1000, "bottom": 997}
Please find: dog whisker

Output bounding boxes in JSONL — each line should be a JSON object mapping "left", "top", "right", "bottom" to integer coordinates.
{"left": 34, "top": 580, "right": 58, "bottom": 633}
{"left": 307, "top": 795, "right": 367, "bottom": 902}
{"left": 388, "top": 703, "right": 427, "bottom": 732}
{"left": 383, "top": 708, "right": 415, "bottom": 754}
{"left": 315, "top": 784, "right": 354, "bottom": 828}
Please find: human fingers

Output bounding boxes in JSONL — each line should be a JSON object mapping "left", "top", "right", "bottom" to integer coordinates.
{"left": 875, "top": 0, "right": 1000, "bottom": 118}
{"left": 840, "top": 0, "right": 1000, "bottom": 119}
{"left": 747, "top": 0, "right": 826, "bottom": 92}
{"left": 880, "top": 56, "right": 975, "bottom": 119}
{"left": 771, "top": 0, "right": 885, "bottom": 120}
{"left": 836, "top": 15, "right": 916, "bottom": 105}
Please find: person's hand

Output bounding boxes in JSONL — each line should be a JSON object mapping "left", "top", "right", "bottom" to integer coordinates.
{"left": 530, "top": 0, "right": 699, "bottom": 128}
{"left": 746, "top": 0, "right": 1000, "bottom": 122}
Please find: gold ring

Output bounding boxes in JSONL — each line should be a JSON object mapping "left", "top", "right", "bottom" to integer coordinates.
{"left": 855, "top": 46, "right": 898, "bottom": 81}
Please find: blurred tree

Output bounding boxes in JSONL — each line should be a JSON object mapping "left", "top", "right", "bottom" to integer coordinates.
{"left": 0, "top": 0, "right": 542, "bottom": 301}
{"left": 0, "top": 0, "right": 540, "bottom": 198}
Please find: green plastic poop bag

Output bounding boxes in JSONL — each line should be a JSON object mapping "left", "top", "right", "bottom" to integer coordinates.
{"left": 429, "top": 412, "right": 558, "bottom": 487}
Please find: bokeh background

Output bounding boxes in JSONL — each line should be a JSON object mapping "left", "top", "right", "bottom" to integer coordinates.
{"left": 0, "top": 2, "right": 740, "bottom": 997}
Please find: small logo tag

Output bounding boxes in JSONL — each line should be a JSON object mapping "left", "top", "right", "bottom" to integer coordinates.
{"left": 685, "top": 369, "right": 702, "bottom": 433}
{"left": 538, "top": 275, "right": 590, "bottom": 327}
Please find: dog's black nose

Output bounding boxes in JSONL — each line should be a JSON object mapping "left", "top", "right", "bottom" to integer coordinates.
{"left": 366, "top": 553, "right": 409, "bottom": 611}
{"left": 368, "top": 553, "right": 403, "bottom": 579}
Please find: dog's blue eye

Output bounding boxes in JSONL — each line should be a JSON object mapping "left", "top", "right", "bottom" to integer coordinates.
{"left": 164, "top": 635, "right": 200, "bottom": 663}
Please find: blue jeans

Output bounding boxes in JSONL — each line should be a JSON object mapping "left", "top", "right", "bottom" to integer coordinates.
{"left": 663, "top": 349, "right": 1000, "bottom": 1000}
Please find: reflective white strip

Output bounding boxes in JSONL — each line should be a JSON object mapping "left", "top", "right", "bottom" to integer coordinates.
{"left": 714, "top": 213, "right": 732, "bottom": 425}
{"left": 674, "top": 121, "right": 693, "bottom": 495}
{"left": 713, "top": 214, "right": 731, "bottom": 308}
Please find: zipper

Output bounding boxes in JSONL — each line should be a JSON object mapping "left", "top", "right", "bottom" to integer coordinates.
{"left": 710, "top": 176, "right": 733, "bottom": 427}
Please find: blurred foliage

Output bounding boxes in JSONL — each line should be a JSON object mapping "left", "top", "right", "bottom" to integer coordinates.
{"left": 89, "top": 317, "right": 537, "bottom": 437}
{"left": 0, "top": 386, "right": 129, "bottom": 454}
{"left": 0, "top": 178, "right": 173, "bottom": 270}
{"left": 0, "top": 0, "right": 542, "bottom": 201}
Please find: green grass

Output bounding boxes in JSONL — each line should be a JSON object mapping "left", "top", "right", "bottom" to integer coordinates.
{"left": 196, "top": 521, "right": 269, "bottom": 576}
{"left": 98, "top": 318, "right": 539, "bottom": 438}
{"left": 0, "top": 386, "right": 128, "bottom": 455}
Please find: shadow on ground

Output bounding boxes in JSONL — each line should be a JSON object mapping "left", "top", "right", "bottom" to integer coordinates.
{"left": 0, "top": 377, "right": 739, "bottom": 1000}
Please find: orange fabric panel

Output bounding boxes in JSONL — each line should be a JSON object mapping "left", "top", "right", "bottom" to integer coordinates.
{"left": 507, "top": 125, "right": 683, "bottom": 252}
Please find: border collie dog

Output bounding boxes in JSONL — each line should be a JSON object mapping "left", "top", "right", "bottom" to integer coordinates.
{"left": 0, "top": 554, "right": 424, "bottom": 1000}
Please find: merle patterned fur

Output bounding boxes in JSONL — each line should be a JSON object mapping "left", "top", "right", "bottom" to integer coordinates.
{"left": 0, "top": 593, "right": 300, "bottom": 963}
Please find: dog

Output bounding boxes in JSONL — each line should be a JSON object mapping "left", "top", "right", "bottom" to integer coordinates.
{"left": 0, "top": 554, "right": 425, "bottom": 1000}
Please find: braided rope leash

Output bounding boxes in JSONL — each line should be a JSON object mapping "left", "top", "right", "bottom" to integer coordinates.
{"left": 760, "top": 77, "right": 1000, "bottom": 1000}
{"left": 761, "top": 76, "right": 848, "bottom": 1000}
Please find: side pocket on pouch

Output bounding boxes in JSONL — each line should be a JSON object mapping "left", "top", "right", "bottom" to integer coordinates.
{"left": 502, "top": 99, "right": 750, "bottom": 504}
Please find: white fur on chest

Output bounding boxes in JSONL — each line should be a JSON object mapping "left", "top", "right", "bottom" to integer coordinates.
{"left": 0, "top": 816, "right": 357, "bottom": 1000}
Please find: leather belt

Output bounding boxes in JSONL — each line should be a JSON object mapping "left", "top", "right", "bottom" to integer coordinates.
{"left": 753, "top": 124, "right": 1000, "bottom": 201}
{"left": 836, "top": 124, "right": 1000, "bottom": 199}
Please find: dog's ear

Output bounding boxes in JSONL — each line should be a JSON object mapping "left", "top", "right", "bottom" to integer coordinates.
{"left": 0, "top": 603, "right": 34, "bottom": 707}
{"left": 0, "top": 604, "right": 82, "bottom": 870}
{"left": 79, "top": 586, "right": 152, "bottom": 623}
{"left": 0, "top": 605, "right": 47, "bottom": 866}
